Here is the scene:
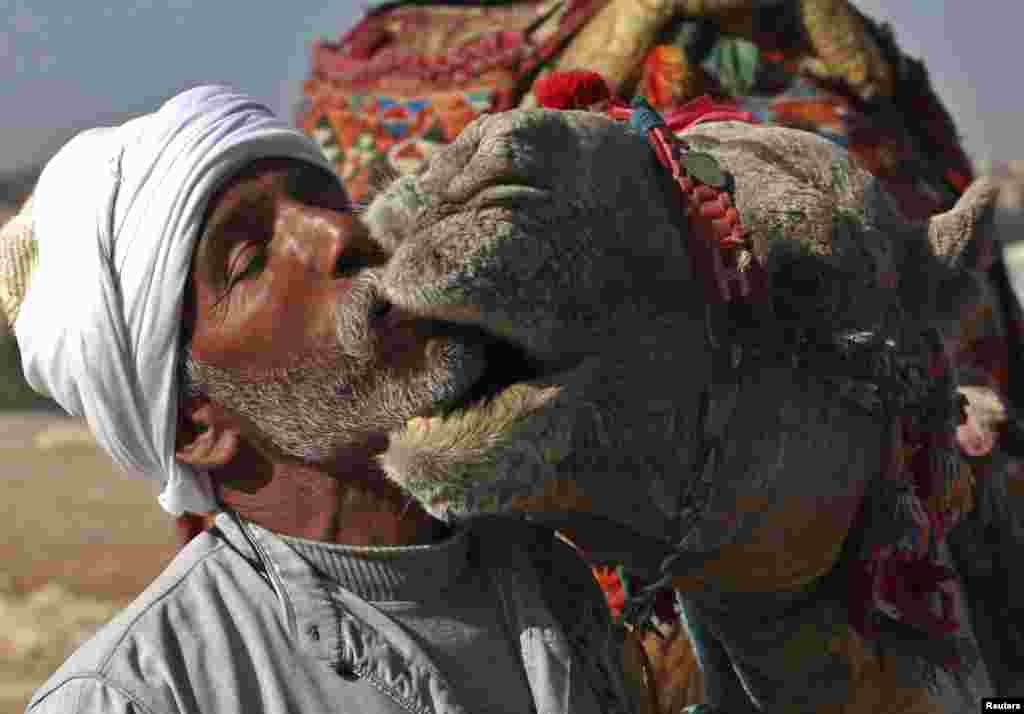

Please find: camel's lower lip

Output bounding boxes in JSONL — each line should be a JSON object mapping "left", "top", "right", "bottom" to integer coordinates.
{"left": 429, "top": 331, "right": 546, "bottom": 418}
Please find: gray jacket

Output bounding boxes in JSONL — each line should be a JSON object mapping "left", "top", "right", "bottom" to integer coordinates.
{"left": 27, "top": 512, "right": 635, "bottom": 714}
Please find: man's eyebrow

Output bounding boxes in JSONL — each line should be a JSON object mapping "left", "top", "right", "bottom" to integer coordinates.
{"left": 205, "top": 190, "right": 274, "bottom": 240}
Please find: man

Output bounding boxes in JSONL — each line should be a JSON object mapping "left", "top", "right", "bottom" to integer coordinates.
{"left": 3, "top": 86, "right": 634, "bottom": 713}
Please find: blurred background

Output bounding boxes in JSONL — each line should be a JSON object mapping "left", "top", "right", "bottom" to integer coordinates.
{"left": 1, "top": 0, "right": 1022, "bottom": 711}
{"left": 1, "top": 1, "right": 1022, "bottom": 189}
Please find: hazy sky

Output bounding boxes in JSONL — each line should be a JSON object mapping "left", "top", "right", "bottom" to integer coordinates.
{"left": 2, "top": 1, "right": 1021, "bottom": 173}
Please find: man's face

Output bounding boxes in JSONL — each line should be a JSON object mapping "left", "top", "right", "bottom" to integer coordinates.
{"left": 184, "top": 158, "right": 486, "bottom": 466}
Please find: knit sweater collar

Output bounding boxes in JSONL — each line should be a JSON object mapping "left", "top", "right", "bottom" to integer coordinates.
{"left": 277, "top": 525, "right": 471, "bottom": 602}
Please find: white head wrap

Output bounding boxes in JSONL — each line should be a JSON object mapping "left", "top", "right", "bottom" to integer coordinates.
{"left": 13, "top": 85, "right": 335, "bottom": 516}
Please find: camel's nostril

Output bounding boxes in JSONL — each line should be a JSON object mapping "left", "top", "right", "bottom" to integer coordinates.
{"left": 370, "top": 299, "right": 393, "bottom": 322}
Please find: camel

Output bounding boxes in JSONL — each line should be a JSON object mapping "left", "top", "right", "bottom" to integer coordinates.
{"left": 356, "top": 100, "right": 1016, "bottom": 711}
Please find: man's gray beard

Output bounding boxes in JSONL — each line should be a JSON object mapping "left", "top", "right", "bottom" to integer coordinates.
{"left": 182, "top": 346, "right": 453, "bottom": 463}
{"left": 180, "top": 274, "right": 459, "bottom": 464}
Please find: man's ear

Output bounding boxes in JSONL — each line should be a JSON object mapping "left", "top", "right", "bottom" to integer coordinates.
{"left": 175, "top": 396, "right": 242, "bottom": 468}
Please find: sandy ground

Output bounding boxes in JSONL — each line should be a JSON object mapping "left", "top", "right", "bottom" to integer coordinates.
{"left": 0, "top": 412, "right": 178, "bottom": 713}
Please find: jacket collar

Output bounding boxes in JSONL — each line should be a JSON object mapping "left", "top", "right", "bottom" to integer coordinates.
{"left": 211, "top": 511, "right": 580, "bottom": 714}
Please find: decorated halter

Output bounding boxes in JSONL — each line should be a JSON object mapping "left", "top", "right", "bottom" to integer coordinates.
{"left": 535, "top": 71, "right": 978, "bottom": 680}
{"left": 536, "top": 70, "right": 766, "bottom": 308}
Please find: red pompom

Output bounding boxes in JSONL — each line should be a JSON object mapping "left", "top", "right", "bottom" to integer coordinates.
{"left": 534, "top": 70, "right": 612, "bottom": 110}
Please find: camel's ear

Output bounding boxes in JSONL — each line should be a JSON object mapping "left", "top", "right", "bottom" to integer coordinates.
{"left": 896, "top": 177, "right": 1002, "bottom": 328}
{"left": 928, "top": 176, "right": 1001, "bottom": 269}
{"left": 175, "top": 397, "right": 242, "bottom": 468}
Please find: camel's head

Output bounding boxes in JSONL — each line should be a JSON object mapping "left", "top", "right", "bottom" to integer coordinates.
{"left": 365, "top": 107, "right": 998, "bottom": 563}
{"left": 369, "top": 109, "right": 702, "bottom": 549}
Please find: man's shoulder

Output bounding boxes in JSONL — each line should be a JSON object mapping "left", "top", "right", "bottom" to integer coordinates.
{"left": 27, "top": 529, "right": 267, "bottom": 712}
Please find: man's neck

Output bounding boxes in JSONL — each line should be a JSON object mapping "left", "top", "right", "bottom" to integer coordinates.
{"left": 215, "top": 444, "right": 449, "bottom": 547}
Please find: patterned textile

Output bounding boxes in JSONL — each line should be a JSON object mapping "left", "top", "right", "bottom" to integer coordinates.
{"left": 299, "top": 0, "right": 607, "bottom": 202}
{"left": 632, "top": 12, "right": 973, "bottom": 221}
{"left": 301, "top": 0, "right": 972, "bottom": 216}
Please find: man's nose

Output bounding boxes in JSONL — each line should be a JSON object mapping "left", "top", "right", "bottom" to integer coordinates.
{"left": 276, "top": 203, "right": 346, "bottom": 274}
{"left": 278, "top": 201, "right": 387, "bottom": 278}
{"left": 369, "top": 296, "right": 399, "bottom": 330}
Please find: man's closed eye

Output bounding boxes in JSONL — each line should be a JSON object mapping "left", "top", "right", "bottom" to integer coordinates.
{"left": 232, "top": 248, "right": 268, "bottom": 285}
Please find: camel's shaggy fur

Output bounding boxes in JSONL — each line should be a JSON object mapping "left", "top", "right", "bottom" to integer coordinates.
{"left": 368, "top": 110, "right": 988, "bottom": 538}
